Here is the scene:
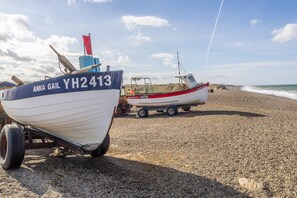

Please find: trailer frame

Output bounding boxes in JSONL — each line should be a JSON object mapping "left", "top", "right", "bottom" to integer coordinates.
{"left": 135, "top": 102, "right": 205, "bottom": 118}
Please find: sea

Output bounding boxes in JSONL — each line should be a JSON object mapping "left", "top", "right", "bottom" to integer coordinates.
{"left": 240, "top": 84, "right": 297, "bottom": 101}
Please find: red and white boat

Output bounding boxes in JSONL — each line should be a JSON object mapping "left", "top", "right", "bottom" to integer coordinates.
{"left": 126, "top": 73, "right": 209, "bottom": 117}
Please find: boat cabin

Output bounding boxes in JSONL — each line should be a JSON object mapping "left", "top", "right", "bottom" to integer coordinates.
{"left": 175, "top": 73, "right": 199, "bottom": 89}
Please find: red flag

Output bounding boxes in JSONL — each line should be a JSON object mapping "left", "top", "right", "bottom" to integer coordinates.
{"left": 83, "top": 35, "right": 93, "bottom": 55}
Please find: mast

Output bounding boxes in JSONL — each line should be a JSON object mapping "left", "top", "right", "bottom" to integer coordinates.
{"left": 88, "top": 33, "right": 92, "bottom": 57}
{"left": 177, "top": 51, "right": 182, "bottom": 85}
{"left": 177, "top": 51, "right": 181, "bottom": 75}
{"left": 83, "top": 40, "right": 86, "bottom": 56}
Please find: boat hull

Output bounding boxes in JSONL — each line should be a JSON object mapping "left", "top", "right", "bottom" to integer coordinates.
{"left": 1, "top": 71, "right": 123, "bottom": 151}
{"left": 127, "top": 83, "right": 209, "bottom": 107}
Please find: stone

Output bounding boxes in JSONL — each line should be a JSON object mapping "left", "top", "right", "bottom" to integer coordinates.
{"left": 238, "top": 178, "right": 263, "bottom": 191}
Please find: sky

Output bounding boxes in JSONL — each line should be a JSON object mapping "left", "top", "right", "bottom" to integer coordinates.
{"left": 1, "top": 0, "right": 297, "bottom": 85}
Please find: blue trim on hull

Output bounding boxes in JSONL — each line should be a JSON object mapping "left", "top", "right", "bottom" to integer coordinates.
{"left": 1, "top": 71, "right": 123, "bottom": 100}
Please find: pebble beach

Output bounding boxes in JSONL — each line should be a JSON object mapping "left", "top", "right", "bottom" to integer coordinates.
{"left": 1, "top": 88, "right": 297, "bottom": 197}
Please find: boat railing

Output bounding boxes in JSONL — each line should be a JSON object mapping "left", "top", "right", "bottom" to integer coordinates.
{"left": 130, "top": 77, "right": 154, "bottom": 94}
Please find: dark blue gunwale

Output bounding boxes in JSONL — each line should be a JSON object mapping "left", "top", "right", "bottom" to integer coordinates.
{"left": 2, "top": 71, "right": 123, "bottom": 101}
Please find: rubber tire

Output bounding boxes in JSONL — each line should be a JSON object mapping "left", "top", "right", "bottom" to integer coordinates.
{"left": 137, "top": 108, "right": 148, "bottom": 118}
{"left": 156, "top": 110, "right": 164, "bottom": 113}
{"left": 182, "top": 106, "right": 191, "bottom": 111}
{"left": 0, "top": 124, "right": 25, "bottom": 170}
{"left": 90, "top": 133, "right": 110, "bottom": 157}
{"left": 167, "top": 106, "right": 178, "bottom": 116}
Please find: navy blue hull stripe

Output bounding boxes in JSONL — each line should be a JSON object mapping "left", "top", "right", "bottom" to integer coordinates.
{"left": 2, "top": 71, "right": 123, "bottom": 100}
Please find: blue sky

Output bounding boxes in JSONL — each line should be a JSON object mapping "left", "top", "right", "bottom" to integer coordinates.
{"left": 1, "top": 0, "right": 297, "bottom": 85}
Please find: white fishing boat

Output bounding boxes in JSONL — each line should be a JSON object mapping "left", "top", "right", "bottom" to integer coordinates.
{"left": 127, "top": 74, "right": 208, "bottom": 107}
{"left": 0, "top": 38, "right": 123, "bottom": 170}
{"left": 126, "top": 73, "right": 209, "bottom": 117}
{"left": 1, "top": 71, "right": 123, "bottom": 150}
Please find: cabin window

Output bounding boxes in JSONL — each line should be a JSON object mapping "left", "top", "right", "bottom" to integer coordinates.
{"left": 188, "top": 76, "right": 196, "bottom": 83}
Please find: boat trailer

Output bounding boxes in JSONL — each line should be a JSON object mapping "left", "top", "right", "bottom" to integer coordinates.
{"left": 136, "top": 103, "right": 205, "bottom": 118}
{"left": 0, "top": 121, "right": 110, "bottom": 170}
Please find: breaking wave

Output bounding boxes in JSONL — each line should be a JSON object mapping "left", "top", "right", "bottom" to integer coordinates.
{"left": 241, "top": 85, "right": 297, "bottom": 101}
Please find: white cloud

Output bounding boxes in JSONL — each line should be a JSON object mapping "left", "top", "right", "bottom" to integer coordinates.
{"left": 151, "top": 53, "right": 177, "bottom": 68}
{"left": 0, "top": 49, "right": 34, "bottom": 62}
{"left": 84, "top": 0, "right": 111, "bottom": 2}
{"left": 250, "top": 19, "right": 261, "bottom": 26}
{"left": 0, "top": 13, "right": 79, "bottom": 82}
{"left": 121, "top": 15, "right": 170, "bottom": 45}
{"left": 121, "top": 15, "right": 170, "bottom": 31}
{"left": 46, "top": 35, "right": 77, "bottom": 52}
{"left": 130, "top": 29, "right": 151, "bottom": 45}
{"left": 67, "top": 0, "right": 111, "bottom": 5}
{"left": 99, "top": 47, "right": 130, "bottom": 68}
{"left": 67, "top": 0, "right": 76, "bottom": 5}
{"left": 272, "top": 23, "right": 297, "bottom": 43}
{"left": 0, "top": 13, "right": 32, "bottom": 40}
{"left": 117, "top": 55, "right": 130, "bottom": 65}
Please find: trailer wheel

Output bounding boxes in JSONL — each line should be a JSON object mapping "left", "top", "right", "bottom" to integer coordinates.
{"left": 167, "top": 106, "right": 178, "bottom": 116}
{"left": 182, "top": 106, "right": 191, "bottom": 111}
{"left": 137, "top": 108, "right": 148, "bottom": 118}
{"left": 0, "top": 124, "right": 25, "bottom": 170}
{"left": 114, "top": 106, "right": 123, "bottom": 117}
{"left": 90, "top": 133, "right": 110, "bottom": 157}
